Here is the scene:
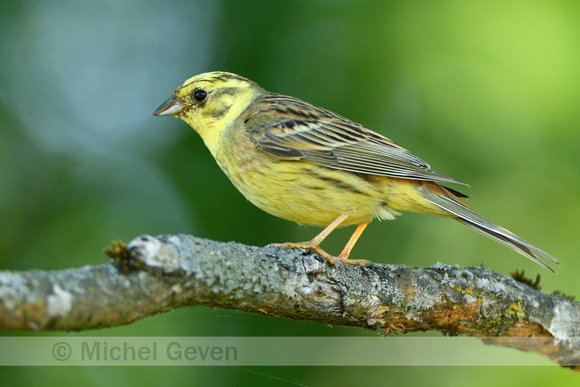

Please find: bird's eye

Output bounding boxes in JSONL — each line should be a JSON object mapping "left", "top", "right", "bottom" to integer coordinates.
{"left": 193, "top": 89, "right": 208, "bottom": 102}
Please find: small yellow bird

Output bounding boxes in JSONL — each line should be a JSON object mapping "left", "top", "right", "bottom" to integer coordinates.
{"left": 154, "top": 71, "right": 558, "bottom": 272}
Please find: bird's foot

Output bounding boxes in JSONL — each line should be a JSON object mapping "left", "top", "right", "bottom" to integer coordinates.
{"left": 269, "top": 241, "right": 370, "bottom": 266}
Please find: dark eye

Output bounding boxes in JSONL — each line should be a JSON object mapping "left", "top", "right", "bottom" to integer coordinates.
{"left": 193, "top": 89, "right": 207, "bottom": 102}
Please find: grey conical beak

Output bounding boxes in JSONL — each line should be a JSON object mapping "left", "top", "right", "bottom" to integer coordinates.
{"left": 154, "top": 94, "right": 185, "bottom": 116}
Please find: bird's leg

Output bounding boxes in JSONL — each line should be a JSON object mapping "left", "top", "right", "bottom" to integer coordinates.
{"left": 270, "top": 214, "right": 348, "bottom": 263}
{"left": 336, "top": 221, "right": 370, "bottom": 266}
{"left": 270, "top": 215, "right": 370, "bottom": 266}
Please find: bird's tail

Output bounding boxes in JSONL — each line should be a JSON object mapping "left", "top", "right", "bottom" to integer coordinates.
{"left": 419, "top": 183, "right": 559, "bottom": 273}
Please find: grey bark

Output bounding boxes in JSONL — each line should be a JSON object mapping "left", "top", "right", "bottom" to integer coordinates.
{"left": 0, "top": 234, "right": 578, "bottom": 369}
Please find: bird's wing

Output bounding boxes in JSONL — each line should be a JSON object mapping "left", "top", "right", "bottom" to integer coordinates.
{"left": 244, "top": 93, "right": 467, "bottom": 186}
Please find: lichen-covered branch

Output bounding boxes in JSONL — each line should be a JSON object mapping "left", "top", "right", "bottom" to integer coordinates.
{"left": 0, "top": 234, "right": 578, "bottom": 368}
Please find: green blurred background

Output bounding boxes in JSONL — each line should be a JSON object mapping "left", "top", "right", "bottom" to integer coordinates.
{"left": 1, "top": 0, "right": 579, "bottom": 385}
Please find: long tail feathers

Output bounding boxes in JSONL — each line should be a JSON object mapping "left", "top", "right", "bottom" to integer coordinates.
{"left": 421, "top": 186, "right": 559, "bottom": 273}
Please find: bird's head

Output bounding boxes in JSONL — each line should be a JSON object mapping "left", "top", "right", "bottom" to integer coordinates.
{"left": 154, "top": 71, "right": 263, "bottom": 151}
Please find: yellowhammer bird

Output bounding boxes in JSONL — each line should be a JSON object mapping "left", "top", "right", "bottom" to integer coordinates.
{"left": 154, "top": 71, "right": 559, "bottom": 272}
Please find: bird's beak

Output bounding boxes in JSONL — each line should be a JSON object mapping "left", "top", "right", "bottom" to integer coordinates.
{"left": 154, "top": 94, "right": 185, "bottom": 116}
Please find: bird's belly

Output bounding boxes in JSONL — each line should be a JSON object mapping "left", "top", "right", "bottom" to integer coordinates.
{"left": 222, "top": 155, "right": 397, "bottom": 227}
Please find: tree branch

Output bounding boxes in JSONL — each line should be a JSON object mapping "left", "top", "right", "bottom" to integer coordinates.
{"left": 0, "top": 234, "right": 578, "bottom": 369}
